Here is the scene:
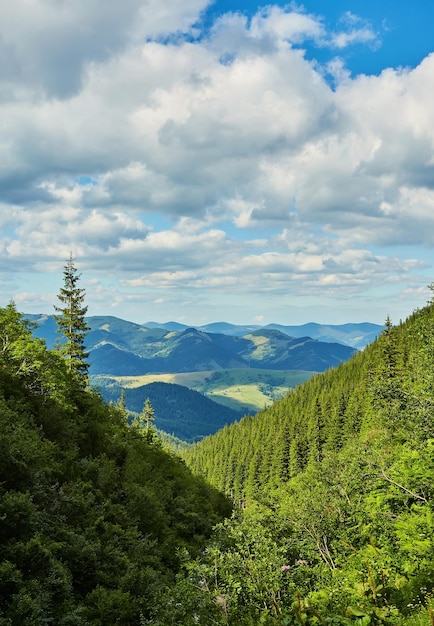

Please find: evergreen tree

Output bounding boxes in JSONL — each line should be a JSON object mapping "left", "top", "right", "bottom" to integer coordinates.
{"left": 133, "top": 397, "right": 157, "bottom": 441}
{"left": 54, "top": 254, "right": 90, "bottom": 383}
{"left": 142, "top": 397, "right": 156, "bottom": 430}
{"left": 117, "top": 388, "right": 129, "bottom": 423}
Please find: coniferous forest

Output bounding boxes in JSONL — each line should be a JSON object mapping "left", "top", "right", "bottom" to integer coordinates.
{"left": 2, "top": 262, "right": 434, "bottom": 624}
{"left": 182, "top": 295, "right": 434, "bottom": 625}
{"left": 0, "top": 301, "right": 231, "bottom": 624}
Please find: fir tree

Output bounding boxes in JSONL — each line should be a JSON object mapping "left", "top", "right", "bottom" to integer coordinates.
{"left": 117, "top": 388, "right": 129, "bottom": 423}
{"left": 133, "top": 397, "right": 156, "bottom": 440}
{"left": 54, "top": 254, "right": 90, "bottom": 382}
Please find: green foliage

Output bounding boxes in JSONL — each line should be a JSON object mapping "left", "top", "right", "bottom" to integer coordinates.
{"left": 131, "top": 397, "right": 158, "bottom": 445}
{"left": 95, "top": 379, "right": 246, "bottom": 442}
{"left": 0, "top": 304, "right": 231, "bottom": 624}
{"left": 183, "top": 299, "right": 434, "bottom": 624}
{"left": 54, "top": 254, "right": 90, "bottom": 383}
{"left": 4, "top": 295, "right": 434, "bottom": 625}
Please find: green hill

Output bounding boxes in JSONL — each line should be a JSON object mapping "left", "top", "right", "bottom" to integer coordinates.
{"left": 93, "top": 369, "right": 314, "bottom": 439}
{"left": 180, "top": 300, "right": 434, "bottom": 625}
{"left": 0, "top": 303, "right": 231, "bottom": 624}
{"left": 94, "top": 379, "right": 245, "bottom": 442}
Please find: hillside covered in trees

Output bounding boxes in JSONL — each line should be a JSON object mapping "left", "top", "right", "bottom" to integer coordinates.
{"left": 0, "top": 302, "right": 231, "bottom": 624}
{"left": 180, "top": 296, "right": 434, "bottom": 625}
{"left": 93, "top": 379, "right": 245, "bottom": 441}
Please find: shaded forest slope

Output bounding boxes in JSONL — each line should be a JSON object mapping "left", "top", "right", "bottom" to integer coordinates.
{"left": 0, "top": 304, "right": 231, "bottom": 624}
{"left": 184, "top": 305, "right": 434, "bottom": 497}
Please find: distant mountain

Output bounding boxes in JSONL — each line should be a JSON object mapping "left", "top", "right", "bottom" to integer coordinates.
{"left": 90, "top": 343, "right": 155, "bottom": 375}
{"left": 86, "top": 325, "right": 355, "bottom": 376}
{"left": 241, "top": 329, "right": 354, "bottom": 371}
{"left": 263, "top": 322, "right": 382, "bottom": 350}
{"left": 94, "top": 379, "right": 245, "bottom": 442}
{"left": 199, "top": 322, "right": 257, "bottom": 335}
{"left": 30, "top": 314, "right": 381, "bottom": 352}
{"left": 28, "top": 314, "right": 357, "bottom": 377}
{"left": 145, "top": 320, "right": 382, "bottom": 348}
{"left": 145, "top": 320, "right": 189, "bottom": 332}
{"left": 27, "top": 313, "right": 59, "bottom": 347}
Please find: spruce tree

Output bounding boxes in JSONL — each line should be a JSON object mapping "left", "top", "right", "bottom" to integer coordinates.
{"left": 132, "top": 397, "right": 157, "bottom": 442}
{"left": 54, "top": 254, "right": 90, "bottom": 382}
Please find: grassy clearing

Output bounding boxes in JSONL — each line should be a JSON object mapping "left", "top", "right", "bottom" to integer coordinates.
{"left": 206, "top": 383, "right": 288, "bottom": 414}
{"left": 108, "top": 368, "right": 314, "bottom": 413}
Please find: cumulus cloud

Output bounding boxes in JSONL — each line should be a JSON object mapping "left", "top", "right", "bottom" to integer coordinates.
{"left": 0, "top": 2, "right": 432, "bottom": 321}
{"left": 0, "top": 0, "right": 209, "bottom": 98}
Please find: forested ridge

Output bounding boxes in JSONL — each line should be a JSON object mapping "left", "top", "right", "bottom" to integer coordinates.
{"left": 180, "top": 296, "right": 434, "bottom": 625}
{"left": 93, "top": 379, "right": 244, "bottom": 442}
{"left": 0, "top": 302, "right": 231, "bottom": 624}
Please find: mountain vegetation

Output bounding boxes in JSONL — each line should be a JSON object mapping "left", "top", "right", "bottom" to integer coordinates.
{"left": 93, "top": 379, "right": 245, "bottom": 442}
{"left": 177, "top": 295, "right": 434, "bottom": 625}
{"left": 96, "top": 368, "right": 313, "bottom": 413}
{"left": 28, "top": 314, "right": 357, "bottom": 376}
{"left": 0, "top": 302, "right": 231, "bottom": 624}
{"left": 6, "top": 258, "right": 432, "bottom": 624}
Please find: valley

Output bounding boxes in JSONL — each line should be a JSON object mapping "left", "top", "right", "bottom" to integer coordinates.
{"left": 94, "top": 367, "right": 314, "bottom": 413}
{"left": 29, "top": 313, "right": 369, "bottom": 440}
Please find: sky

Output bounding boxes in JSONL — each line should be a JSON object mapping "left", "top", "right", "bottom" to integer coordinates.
{"left": 1, "top": 0, "right": 434, "bottom": 326}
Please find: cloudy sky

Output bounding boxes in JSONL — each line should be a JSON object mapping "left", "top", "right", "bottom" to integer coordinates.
{"left": 2, "top": 0, "right": 434, "bottom": 326}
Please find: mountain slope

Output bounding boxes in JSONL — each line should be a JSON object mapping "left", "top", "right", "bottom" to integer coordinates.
{"left": 94, "top": 379, "right": 245, "bottom": 441}
{"left": 28, "top": 314, "right": 356, "bottom": 375}
{"left": 264, "top": 321, "right": 382, "bottom": 349}
{"left": 181, "top": 301, "right": 434, "bottom": 623}
{"left": 0, "top": 304, "right": 231, "bottom": 624}
{"left": 185, "top": 306, "right": 434, "bottom": 498}
{"left": 240, "top": 329, "right": 353, "bottom": 370}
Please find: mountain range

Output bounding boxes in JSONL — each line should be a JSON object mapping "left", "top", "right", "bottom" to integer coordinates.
{"left": 144, "top": 320, "right": 382, "bottom": 349}
{"left": 27, "top": 313, "right": 378, "bottom": 440}
{"left": 28, "top": 314, "right": 369, "bottom": 376}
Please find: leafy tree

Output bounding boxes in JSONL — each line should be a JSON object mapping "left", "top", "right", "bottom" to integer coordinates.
{"left": 54, "top": 254, "right": 90, "bottom": 383}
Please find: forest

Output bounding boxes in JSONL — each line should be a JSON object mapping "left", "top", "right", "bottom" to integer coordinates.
{"left": 1, "top": 257, "right": 434, "bottom": 624}
{"left": 181, "top": 296, "right": 434, "bottom": 625}
{"left": 0, "top": 301, "right": 231, "bottom": 624}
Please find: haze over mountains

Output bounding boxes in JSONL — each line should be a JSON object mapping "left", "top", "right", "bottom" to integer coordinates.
{"left": 145, "top": 320, "right": 381, "bottom": 350}
{"left": 28, "top": 314, "right": 380, "bottom": 362}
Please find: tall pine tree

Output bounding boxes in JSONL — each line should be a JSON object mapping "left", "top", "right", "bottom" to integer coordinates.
{"left": 54, "top": 254, "right": 90, "bottom": 383}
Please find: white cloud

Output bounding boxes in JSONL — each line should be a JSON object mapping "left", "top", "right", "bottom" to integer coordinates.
{"left": 0, "top": 2, "right": 432, "bottom": 322}
{"left": 0, "top": 0, "right": 209, "bottom": 98}
{"left": 331, "top": 12, "right": 380, "bottom": 50}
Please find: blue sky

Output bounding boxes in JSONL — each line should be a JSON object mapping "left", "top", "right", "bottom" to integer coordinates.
{"left": 1, "top": 0, "right": 434, "bottom": 326}
{"left": 207, "top": 1, "right": 433, "bottom": 76}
